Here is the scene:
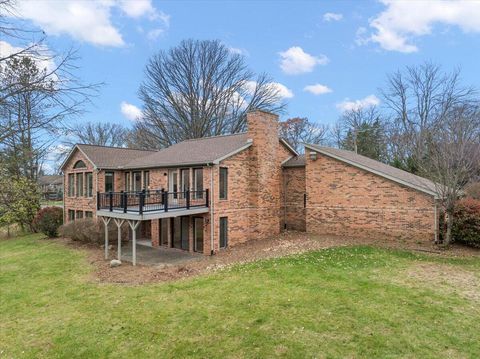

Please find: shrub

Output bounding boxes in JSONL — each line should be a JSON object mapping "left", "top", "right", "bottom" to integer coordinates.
{"left": 465, "top": 182, "right": 480, "bottom": 200}
{"left": 59, "top": 218, "right": 129, "bottom": 245}
{"left": 32, "top": 207, "right": 63, "bottom": 237}
{"left": 452, "top": 198, "right": 480, "bottom": 248}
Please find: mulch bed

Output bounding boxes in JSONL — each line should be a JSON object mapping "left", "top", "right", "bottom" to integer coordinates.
{"left": 57, "top": 232, "right": 479, "bottom": 285}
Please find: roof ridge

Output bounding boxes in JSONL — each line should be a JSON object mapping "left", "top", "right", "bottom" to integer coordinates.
{"left": 181, "top": 132, "right": 247, "bottom": 143}
{"left": 77, "top": 143, "right": 158, "bottom": 152}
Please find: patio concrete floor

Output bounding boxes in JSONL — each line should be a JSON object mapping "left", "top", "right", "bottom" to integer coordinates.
{"left": 118, "top": 241, "right": 204, "bottom": 266}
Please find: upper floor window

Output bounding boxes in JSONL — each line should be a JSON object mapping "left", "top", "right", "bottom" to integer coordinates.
{"left": 125, "top": 172, "right": 131, "bottom": 191}
{"left": 219, "top": 167, "right": 228, "bottom": 200}
{"left": 73, "top": 160, "right": 86, "bottom": 169}
{"left": 68, "top": 174, "right": 75, "bottom": 197}
{"left": 105, "top": 172, "right": 114, "bottom": 192}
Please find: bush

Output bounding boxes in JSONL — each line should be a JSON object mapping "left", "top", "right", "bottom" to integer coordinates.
{"left": 32, "top": 207, "right": 63, "bottom": 237}
{"left": 59, "top": 218, "right": 129, "bottom": 245}
{"left": 452, "top": 198, "right": 480, "bottom": 248}
{"left": 465, "top": 182, "right": 480, "bottom": 200}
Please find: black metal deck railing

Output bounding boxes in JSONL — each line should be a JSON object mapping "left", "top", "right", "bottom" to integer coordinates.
{"left": 97, "top": 189, "right": 209, "bottom": 214}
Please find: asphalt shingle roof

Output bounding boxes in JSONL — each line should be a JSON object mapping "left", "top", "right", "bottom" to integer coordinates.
{"left": 76, "top": 144, "right": 156, "bottom": 169}
{"left": 122, "top": 133, "right": 251, "bottom": 169}
{"left": 283, "top": 155, "right": 306, "bottom": 167}
{"left": 306, "top": 144, "right": 438, "bottom": 196}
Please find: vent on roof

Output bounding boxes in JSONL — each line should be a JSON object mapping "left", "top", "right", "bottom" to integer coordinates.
{"left": 309, "top": 151, "right": 317, "bottom": 161}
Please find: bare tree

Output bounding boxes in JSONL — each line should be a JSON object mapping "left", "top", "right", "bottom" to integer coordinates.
{"left": 134, "top": 39, "right": 286, "bottom": 149}
{"left": 381, "top": 62, "right": 476, "bottom": 171}
{"left": 0, "top": 54, "right": 100, "bottom": 180}
{"left": 333, "top": 106, "right": 387, "bottom": 161}
{"left": 418, "top": 104, "right": 480, "bottom": 245}
{"left": 279, "top": 117, "right": 328, "bottom": 152}
{"left": 65, "top": 122, "right": 128, "bottom": 147}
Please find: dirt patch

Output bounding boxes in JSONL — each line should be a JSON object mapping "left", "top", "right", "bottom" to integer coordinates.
{"left": 56, "top": 232, "right": 479, "bottom": 285}
{"left": 400, "top": 262, "right": 480, "bottom": 302}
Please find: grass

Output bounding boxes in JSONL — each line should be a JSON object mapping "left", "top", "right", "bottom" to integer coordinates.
{"left": 1, "top": 234, "right": 479, "bottom": 358}
{"left": 40, "top": 200, "right": 63, "bottom": 207}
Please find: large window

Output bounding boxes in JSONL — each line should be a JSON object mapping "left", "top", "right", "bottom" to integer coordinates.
{"left": 194, "top": 217, "right": 204, "bottom": 253}
{"left": 160, "top": 218, "right": 168, "bottom": 246}
{"left": 125, "top": 172, "right": 131, "bottom": 191}
{"left": 180, "top": 169, "right": 190, "bottom": 192}
{"left": 144, "top": 171, "right": 150, "bottom": 190}
{"left": 76, "top": 173, "right": 84, "bottom": 197}
{"left": 133, "top": 171, "right": 142, "bottom": 192}
{"left": 219, "top": 217, "right": 228, "bottom": 248}
{"left": 85, "top": 211, "right": 93, "bottom": 218}
{"left": 105, "top": 172, "right": 114, "bottom": 192}
{"left": 86, "top": 172, "right": 93, "bottom": 197}
{"left": 68, "top": 210, "right": 75, "bottom": 221}
{"left": 193, "top": 168, "right": 203, "bottom": 198}
{"left": 219, "top": 167, "right": 228, "bottom": 199}
{"left": 76, "top": 211, "right": 83, "bottom": 219}
{"left": 68, "top": 174, "right": 75, "bottom": 197}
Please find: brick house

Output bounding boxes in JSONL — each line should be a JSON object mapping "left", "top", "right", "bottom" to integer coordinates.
{"left": 61, "top": 110, "right": 440, "bottom": 264}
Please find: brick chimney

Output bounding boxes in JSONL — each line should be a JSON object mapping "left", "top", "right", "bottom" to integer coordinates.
{"left": 246, "top": 110, "right": 282, "bottom": 236}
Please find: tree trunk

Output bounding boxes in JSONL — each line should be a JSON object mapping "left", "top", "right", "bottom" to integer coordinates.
{"left": 444, "top": 211, "right": 454, "bottom": 246}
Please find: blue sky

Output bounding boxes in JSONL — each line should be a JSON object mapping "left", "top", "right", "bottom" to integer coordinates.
{"left": 4, "top": 0, "right": 480, "bottom": 131}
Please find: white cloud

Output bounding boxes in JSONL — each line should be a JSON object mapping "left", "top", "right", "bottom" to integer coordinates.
{"left": 121, "top": 101, "right": 142, "bottom": 121}
{"left": 304, "top": 83, "right": 332, "bottom": 95}
{"left": 279, "top": 46, "right": 329, "bottom": 75}
{"left": 269, "top": 82, "right": 294, "bottom": 99}
{"left": 228, "top": 47, "right": 249, "bottom": 56}
{"left": 336, "top": 95, "right": 380, "bottom": 112}
{"left": 14, "top": 0, "right": 170, "bottom": 47}
{"left": 243, "top": 80, "right": 293, "bottom": 99}
{"left": 359, "top": 0, "right": 480, "bottom": 53}
{"left": 323, "top": 12, "right": 343, "bottom": 22}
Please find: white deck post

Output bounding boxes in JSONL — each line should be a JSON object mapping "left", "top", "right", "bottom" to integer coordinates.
{"left": 128, "top": 220, "right": 140, "bottom": 266}
{"left": 100, "top": 217, "right": 111, "bottom": 260}
{"left": 114, "top": 218, "right": 125, "bottom": 260}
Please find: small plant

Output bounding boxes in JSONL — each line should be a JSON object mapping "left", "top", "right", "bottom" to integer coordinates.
{"left": 452, "top": 198, "right": 480, "bottom": 248}
{"left": 32, "top": 207, "right": 63, "bottom": 238}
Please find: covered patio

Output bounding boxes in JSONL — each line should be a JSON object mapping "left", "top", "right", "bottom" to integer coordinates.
{"left": 117, "top": 242, "right": 203, "bottom": 266}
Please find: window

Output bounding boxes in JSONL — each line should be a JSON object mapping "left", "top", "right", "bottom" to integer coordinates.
{"left": 76, "top": 211, "right": 83, "bottom": 219}
{"left": 181, "top": 169, "right": 190, "bottom": 192}
{"left": 143, "top": 171, "right": 150, "bottom": 190}
{"left": 219, "top": 167, "right": 228, "bottom": 199}
{"left": 73, "top": 160, "right": 86, "bottom": 169}
{"left": 133, "top": 171, "right": 142, "bottom": 192}
{"left": 85, "top": 211, "right": 93, "bottom": 218}
{"left": 68, "top": 210, "right": 75, "bottom": 221}
{"left": 169, "top": 170, "right": 178, "bottom": 198}
{"left": 160, "top": 218, "right": 168, "bottom": 246}
{"left": 193, "top": 168, "right": 203, "bottom": 198}
{"left": 125, "top": 172, "right": 131, "bottom": 191}
{"left": 219, "top": 217, "right": 228, "bottom": 248}
{"left": 105, "top": 172, "right": 114, "bottom": 192}
{"left": 86, "top": 172, "right": 93, "bottom": 197}
{"left": 68, "top": 174, "right": 75, "bottom": 197}
{"left": 194, "top": 217, "right": 204, "bottom": 253}
{"left": 76, "top": 173, "right": 84, "bottom": 197}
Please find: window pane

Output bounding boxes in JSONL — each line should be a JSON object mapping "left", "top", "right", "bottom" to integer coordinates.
{"left": 68, "top": 174, "right": 75, "bottom": 197}
{"left": 86, "top": 173, "right": 93, "bottom": 197}
{"left": 85, "top": 211, "right": 93, "bottom": 218}
{"left": 76, "top": 211, "right": 83, "bottom": 219}
{"left": 76, "top": 173, "right": 84, "bottom": 197}
{"left": 194, "top": 217, "right": 203, "bottom": 253}
{"left": 194, "top": 168, "right": 203, "bottom": 198}
{"left": 144, "top": 171, "right": 150, "bottom": 190}
{"left": 68, "top": 210, "right": 75, "bottom": 221}
{"left": 160, "top": 218, "right": 168, "bottom": 246}
{"left": 220, "top": 217, "right": 228, "bottom": 248}
{"left": 181, "top": 169, "right": 190, "bottom": 192}
{"left": 125, "top": 172, "right": 130, "bottom": 191}
{"left": 133, "top": 171, "right": 141, "bottom": 192}
{"left": 219, "top": 167, "right": 228, "bottom": 199}
{"left": 73, "top": 160, "right": 86, "bottom": 169}
{"left": 105, "top": 172, "right": 114, "bottom": 192}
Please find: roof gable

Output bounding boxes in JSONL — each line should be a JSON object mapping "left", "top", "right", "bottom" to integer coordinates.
{"left": 305, "top": 144, "right": 438, "bottom": 197}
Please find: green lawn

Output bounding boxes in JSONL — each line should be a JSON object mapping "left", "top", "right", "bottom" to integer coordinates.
{"left": 1, "top": 234, "right": 479, "bottom": 358}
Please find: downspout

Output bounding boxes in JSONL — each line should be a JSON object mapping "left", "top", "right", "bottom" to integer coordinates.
{"left": 94, "top": 166, "right": 99, "bottom": 217}
{"left": 210, "top": 164, "right": 215, "bottom": 255}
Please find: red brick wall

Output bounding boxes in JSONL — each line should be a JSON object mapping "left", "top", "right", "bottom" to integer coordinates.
{"left": 282, "top": 166, "right": 306, "bottom": 231}
{"left": 305, "top": 148, "right": 436, "bottom": 241}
